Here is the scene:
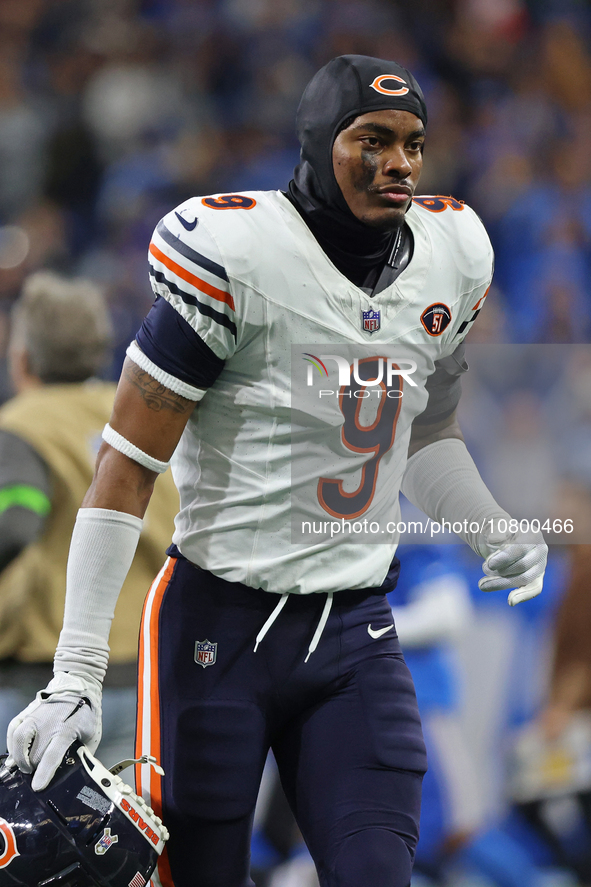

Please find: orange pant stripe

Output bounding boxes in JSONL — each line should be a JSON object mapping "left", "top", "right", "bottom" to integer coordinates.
{"left": 135, "top": 557, "right": 176, "bottom": 887}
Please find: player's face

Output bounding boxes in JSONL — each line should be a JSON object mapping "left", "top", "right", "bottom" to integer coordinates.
{"left": 332, "top": 109, "right": 424, "bottom": 229}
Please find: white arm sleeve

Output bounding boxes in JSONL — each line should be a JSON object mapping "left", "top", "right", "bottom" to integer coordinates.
{"left": 54, "top": 507, "right": 143, "bottom": 682}
{"left": 401, "top": 438, "right": 509, "bottom": 556}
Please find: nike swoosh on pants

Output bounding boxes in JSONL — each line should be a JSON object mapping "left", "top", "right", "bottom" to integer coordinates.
{"left": 367, "top": 624, "right": 394, "bottom": 639}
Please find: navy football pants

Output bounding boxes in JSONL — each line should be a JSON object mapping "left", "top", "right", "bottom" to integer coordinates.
{"left": 135, "top": 557, "right": 427, "bottom": 887}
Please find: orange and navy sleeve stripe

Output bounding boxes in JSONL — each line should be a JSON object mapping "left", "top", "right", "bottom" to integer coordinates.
{"left": 455, "top": 284, "right": 491, "bottom": 339}
{"left": 127, "top": 210, "right": 239, "bottom": 399}
{"left": 148, "top": 217, "right": 237, "bottom": 343}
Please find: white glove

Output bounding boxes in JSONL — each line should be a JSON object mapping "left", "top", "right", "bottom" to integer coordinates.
{"left": 401, "top": 439, "right": 548, "bottom": 607}
{"left": 477, "top": 529, "right": 548, "bottom": 606}
{"left": 7, "top": 671, "right": 102, "bottom": 791}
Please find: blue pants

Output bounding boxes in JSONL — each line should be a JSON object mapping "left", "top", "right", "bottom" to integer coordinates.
{"left": 135, "top": 556, "right": 426, "bottom": 887}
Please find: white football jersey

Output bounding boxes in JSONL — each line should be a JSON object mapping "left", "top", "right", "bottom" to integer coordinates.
{"left": 131, "top": 190, "right": 493, "bottom": 595}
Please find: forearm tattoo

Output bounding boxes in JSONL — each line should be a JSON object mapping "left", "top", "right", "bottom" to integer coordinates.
{"left": 124, "top": 362, "right": 194, "bottom": 414}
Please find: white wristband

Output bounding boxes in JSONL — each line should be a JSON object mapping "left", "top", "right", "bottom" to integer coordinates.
{"left": 54, "top": 508, "right": 143, "bottom": 682}
{"left": 102, "top": 423, "right": 169, "bottom": 474}
{"left": 401, "top": 438, "right": 509, "bottom": 555}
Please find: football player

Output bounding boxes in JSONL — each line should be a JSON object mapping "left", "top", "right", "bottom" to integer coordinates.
{"left": 6, "top": 56, "right": 547, "bottom": 887}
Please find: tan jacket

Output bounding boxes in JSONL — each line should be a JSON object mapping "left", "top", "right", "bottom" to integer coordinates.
{"left": 550, "top": 545, "right": 591, "bottom": 711}
{"left": 0, "top": 381, "right": 179, "bottom": 663}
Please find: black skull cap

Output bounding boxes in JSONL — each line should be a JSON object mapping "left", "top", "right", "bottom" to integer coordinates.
{"left": 294, "top": 54, "right": 427, "bottom": 213}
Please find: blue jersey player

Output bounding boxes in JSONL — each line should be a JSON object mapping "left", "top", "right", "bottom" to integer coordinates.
{"left": 7, "top": 56, "right": 547, "bottom": 887}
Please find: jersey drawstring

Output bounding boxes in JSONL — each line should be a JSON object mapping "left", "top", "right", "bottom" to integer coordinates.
{"left": 253, "top": 591, "right": 334, "bottom": 662}
{"left": 254, "top": 593, "right": 289, "bottom": 652}
{"left": 304, "top": 592, "right": 334, "bottom": 662}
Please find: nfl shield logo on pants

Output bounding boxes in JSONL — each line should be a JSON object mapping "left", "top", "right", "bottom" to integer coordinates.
{"left": 194, "top": 639, "right": 217, "bottom": 668}
{"left": 362, "top": 309, "right": 380, "bottom": 333}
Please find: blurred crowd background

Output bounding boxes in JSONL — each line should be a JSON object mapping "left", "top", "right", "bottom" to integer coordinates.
{"left": 0, "top": 0, "right": 590, "bottom": 379}
{"left": 1, "top": 0, "right": 591, "bottom": 885}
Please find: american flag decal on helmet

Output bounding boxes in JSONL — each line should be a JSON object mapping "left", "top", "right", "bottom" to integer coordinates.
{"left": 128, "top": 873, "right": 146, "bottom": 887}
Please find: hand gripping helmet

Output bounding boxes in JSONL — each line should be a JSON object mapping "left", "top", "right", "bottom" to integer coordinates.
{"left": 0, "top": 742, "right": 169, "bottom": 886}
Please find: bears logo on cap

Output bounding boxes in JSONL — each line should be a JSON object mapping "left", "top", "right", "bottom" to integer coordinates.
{"left": 369, "top": 75, "right": 409, "bottom": 96}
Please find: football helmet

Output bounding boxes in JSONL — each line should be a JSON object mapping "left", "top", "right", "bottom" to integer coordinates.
{"left": 0, "top": 741, "right": 169, "bottom": 886}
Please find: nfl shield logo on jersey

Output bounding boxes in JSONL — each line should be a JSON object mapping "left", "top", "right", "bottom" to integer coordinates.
{"left": 194, "top": 639, "right": 217, "bottom": 668}
{"left": 362, "top": 309, "right": 380, "bottom": 333}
